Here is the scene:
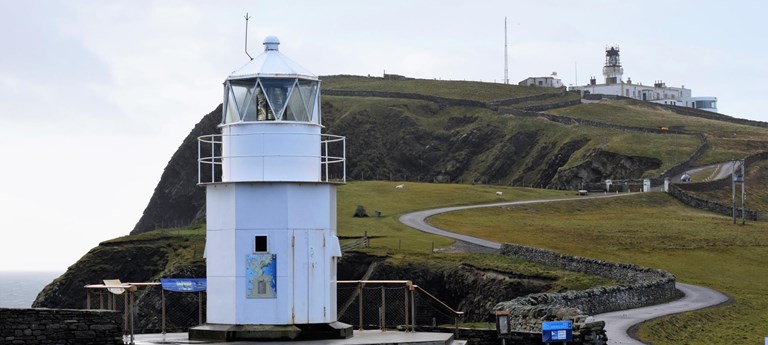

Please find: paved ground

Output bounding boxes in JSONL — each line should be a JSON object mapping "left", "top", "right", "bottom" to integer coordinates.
{"left": 595, "top": 283, "right": 729, "bottom": 345}
{"left": 132, "top": 330, "right": 460, "bottom": 345}
{"left": 671, "top": 160, "right": 740, "bottom": 183}
{"left": 398, "top": 193, "right": 729, "bottom": 345}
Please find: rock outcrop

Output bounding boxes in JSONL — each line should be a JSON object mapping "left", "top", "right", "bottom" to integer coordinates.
{"left": 130, "top": 105, "right": 221, "bottom": 234}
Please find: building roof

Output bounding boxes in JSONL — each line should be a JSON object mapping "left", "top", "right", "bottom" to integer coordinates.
{"left": 227, "top": 36, "right": 316, "bottom": 81}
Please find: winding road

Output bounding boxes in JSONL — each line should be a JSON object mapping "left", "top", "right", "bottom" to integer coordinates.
{"left": 398, "top": 193, "right": 729, "bottom": 345}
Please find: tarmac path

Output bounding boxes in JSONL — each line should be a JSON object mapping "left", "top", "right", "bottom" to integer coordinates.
{"left": 398, "top": 193, "right": 729, "bottom": 345}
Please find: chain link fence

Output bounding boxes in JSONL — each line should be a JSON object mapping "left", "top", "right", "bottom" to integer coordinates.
{"left": 337, "top": 281, "right": 463, "bottom": 335}
{"left": 85, "top": 280, "right": 461, "bottom": 339}
{"left": 85, "top": 284, "right": 205, "bottom": 337}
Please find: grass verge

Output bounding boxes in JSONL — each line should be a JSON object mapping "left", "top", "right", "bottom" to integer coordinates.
{"left": 428, "top": 192, "right": 768, "bottom": 344}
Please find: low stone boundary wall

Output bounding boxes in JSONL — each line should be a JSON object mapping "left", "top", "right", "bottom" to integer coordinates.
{"left": 0, "top": 308, "right": 123, "bottom": 345}
{"left": 322, "top": 89, "right": 491, "bottom": 109}
{"left": 668, "top": 184, "right": 758, "bottom": 220}
{"left": 414, "top": 324, "right": 606, "bottom": 345}
{"left": 493, "top": 242, "right": 676, "bottom": 343}
{"left": 666, "top": 151, "right": 768, "bottom": 220}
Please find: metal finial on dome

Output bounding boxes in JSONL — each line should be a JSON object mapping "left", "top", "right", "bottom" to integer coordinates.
{"left": 264, "top": 36, "right": 280, "bottom": 51}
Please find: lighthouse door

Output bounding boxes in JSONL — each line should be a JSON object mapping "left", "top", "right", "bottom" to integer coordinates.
{"left": 292, "top": 229, "right": 327, "bottom": 324}
{"left": 307, "top": 230, "right": 326, "bottom": 322}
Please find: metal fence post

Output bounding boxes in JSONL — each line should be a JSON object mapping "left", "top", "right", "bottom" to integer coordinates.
{"left": 130, "top": 291, "right": 135, "bottom": 345}
{"left": 380, "top": 285, "right": 385, "bottom": 331}
{"left": 161, "top": 289, "right": 166, "bottom": 335}
{"left": 199, "top": 291, "right": 203, "bottom": 325}
{"left": 123, "top": 294, "right": 128, "bottom": 337}
{"left": 358, "top": 283, "right": 363, "bottom": 330}
{"left": 403, "top": 284, "right": 409, "bottom": 332}
{"left": 410, "top": 286, "right": 416, "bottom": 332}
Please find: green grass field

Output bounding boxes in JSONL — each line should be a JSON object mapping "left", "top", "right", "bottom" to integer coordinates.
{"left": 427, "top": 190, "right": 768, "bottom": 344}
{"left": 551, "top": 100, "right": 768, "bottom": 165}
{"left": 119, "top": 180, "right": 768, "bottom": 342}
{"left": 322, "top": 75, "right": 563, "bottom": 101}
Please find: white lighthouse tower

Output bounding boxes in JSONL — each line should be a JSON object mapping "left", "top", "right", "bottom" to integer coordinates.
{"left": 190, "top": 36, "right": 351, "bottom": 341}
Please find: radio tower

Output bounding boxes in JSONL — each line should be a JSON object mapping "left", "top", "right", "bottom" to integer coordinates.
{"left": 504, "top": 17, "right": 509, "bottom": 84}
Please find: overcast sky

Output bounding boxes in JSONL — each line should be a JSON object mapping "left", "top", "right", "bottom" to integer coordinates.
{"left": 1, "top": 0, "right": 766, "bottom": 272}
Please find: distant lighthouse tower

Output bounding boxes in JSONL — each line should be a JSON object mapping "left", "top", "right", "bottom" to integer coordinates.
{"left": 603, "top": 46, "right": 623, "bottom": 84}
{"left": 190, "top": 36, "right": 351, "bottom": 341}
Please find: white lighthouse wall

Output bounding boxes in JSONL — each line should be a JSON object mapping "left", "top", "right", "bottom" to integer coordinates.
{"left": 221, "top": 122, "right": 322, "bottom": 183}
{"left": 205, "top": 182, "right": 339, "bottom": 325}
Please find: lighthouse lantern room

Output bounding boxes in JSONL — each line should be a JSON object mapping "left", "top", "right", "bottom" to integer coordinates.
{"left": 190, "top": 36, "right": 350, "bottom": 341}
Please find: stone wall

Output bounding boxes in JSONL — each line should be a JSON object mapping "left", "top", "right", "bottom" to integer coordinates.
{"left": 659, "top": 134, "right": 709, "bottom": 179}
{"left": 322, "top": 89, "right": 491, "bottom": 109}
{"left": 502, "top": 109, "right": 683, "bottom": 135}
{"left": 0, "top": 308, "right": 123, "bottom": 345}
{"left": 490, "top": 91, "right": 569, "bottom": 107}
{"left": 665, "top": 150, "right": 768, "bottom": 220}
{"left": 416, "top": 322, "right": 607, "bottom": 345}
{"left": 493, "top": 243, "right": 675, "bottom": 345}
{"left": 667, "top": 184, "right": 758, "bottom": 220}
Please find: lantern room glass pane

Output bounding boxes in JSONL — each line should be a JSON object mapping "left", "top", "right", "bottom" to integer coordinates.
{"left": 231, "top": 84, "right": 250, "bottom": 117}
{"left": 241, "top": 86, "right": 259, "bottom": 122}
{"left": 298, "top": 80, "right": 318, "bottom": 123}
{"left": 284, "top": 81, "right": 309, "bottom": 122}
{"left": 225, "top": 86, "right": 240, "bottom": 124}
{"left": 260, "top": 79, "right": 295, "bottom": 120}
{"left": 253, "top": 81, "right": 274, "bottom": 121}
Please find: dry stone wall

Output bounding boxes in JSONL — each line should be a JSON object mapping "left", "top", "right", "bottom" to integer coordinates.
{"left": 496, "top": 243, "right": 676, "bottom": 315}
{"left": 492, "top": 243, "right": 675, "bottom": 345}
{"left": 0, "top": 308, "right": 123, "bottom": 345}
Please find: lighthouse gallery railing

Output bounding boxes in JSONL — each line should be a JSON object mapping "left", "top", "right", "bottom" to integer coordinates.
{"left": 197, "top": 132, "right": 346, "bottom": 184}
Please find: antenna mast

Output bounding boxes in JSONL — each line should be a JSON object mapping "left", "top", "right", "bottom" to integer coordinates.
{"left": 244, "top": 13, "right": 253, "bottom": 60}
{"left": 504, "top": 17, "right": 509, "bottom": 84}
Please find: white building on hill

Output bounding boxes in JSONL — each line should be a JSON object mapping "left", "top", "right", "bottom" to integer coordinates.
{"left": 519, "top": 72, "right": 563, "bottom": 88}
{"left": 570, "top": 46, "right": 718, "bottom": 112}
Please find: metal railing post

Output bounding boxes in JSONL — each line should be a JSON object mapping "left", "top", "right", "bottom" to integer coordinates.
{"left": 381, "top": 285, "right": 385, "bottom": 331}
{"left": 404, "top": 284, "right": 409, "bottom": 332}
{"left": 410, "top": 286, "right": 416, "bottom": 332}
{"left": 129, "top": 291, "right": 135, "bottom": 345}
{"left": 197, "top": 139, "right": 201, "bottom": 184}
{"left": 358, "top": 282, "right": 363, "bottom": 330}
{"left": 210, "top": 137, "right": 215, "bottom": 183}
{"left": 123, "top": 294, "right": 128, "bottom": 337}
{"left": 161, "top": 289, "right": 166, "bottom": 336}
{"left": 199, "top": 291, "right": 203, "bottom": 325}
{"left": 325, "top": 140, "right": 329, "bottom": 182}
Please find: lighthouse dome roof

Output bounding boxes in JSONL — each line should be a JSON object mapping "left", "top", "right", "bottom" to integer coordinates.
{"left": 227, "top": 36, "right": 316, "bottom": 80}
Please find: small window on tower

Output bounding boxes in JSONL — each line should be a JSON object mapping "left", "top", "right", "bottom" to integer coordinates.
{"left": 255, "top": 236, "right": 268, "bottom": 253}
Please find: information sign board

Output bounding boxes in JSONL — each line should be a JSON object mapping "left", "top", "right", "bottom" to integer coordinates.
{"left": 542, "top": 320, "right": 573, "bottom": 343}
{"left": 160, "top": 278, "right": 206, "bottom": 292}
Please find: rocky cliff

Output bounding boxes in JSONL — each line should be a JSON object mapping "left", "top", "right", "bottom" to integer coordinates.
{"left": 131, "top": 106, "right": 220, "bottom": 234}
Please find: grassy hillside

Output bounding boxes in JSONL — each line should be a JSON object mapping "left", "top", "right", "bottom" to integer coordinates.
{"left": 688, "top": 159, "right": 768, "bottom": 213}
{"left": 428, "top": 192, "right": 768, "bottom": 344}
{"left": 550, "top": 100, "right": 768, "bottom": 164}
{"left": 319, "top": 76, "right": 768, "bottom": 191}
{"left": 322, "top": 75, "right": 564, "bottom": 101}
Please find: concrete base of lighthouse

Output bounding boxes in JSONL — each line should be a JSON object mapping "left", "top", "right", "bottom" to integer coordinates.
{"left": 188, "top": 321, "right": 353, "bottom": 341}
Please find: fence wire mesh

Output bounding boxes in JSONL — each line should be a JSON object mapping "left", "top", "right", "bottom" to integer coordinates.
{"left": 85, "top": 280, "right": 459, "bottom": 336}
{"left": 336, "top": 282, "right": 462, "bottom": 332}
{"left": 85, "top": 286, "right": 205, "bottom": 335}
{"left": 337, "top": 283, "right": 411, "bottom": 330}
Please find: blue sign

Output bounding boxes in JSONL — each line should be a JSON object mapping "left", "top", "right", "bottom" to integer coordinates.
{"left": 542, "top": 321, "right": 573, "bottom": 343}
{"left": 160, "top": 278, "right": 207, "bottom": 292}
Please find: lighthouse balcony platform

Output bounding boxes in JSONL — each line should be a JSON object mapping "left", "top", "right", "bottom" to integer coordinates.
{"left": 197, "top": 132, "right": 345, "bottom": 184}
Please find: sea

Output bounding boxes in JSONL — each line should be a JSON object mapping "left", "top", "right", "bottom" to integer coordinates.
{"left": 0, "top": 271, "right": 63, "bottom": 308}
